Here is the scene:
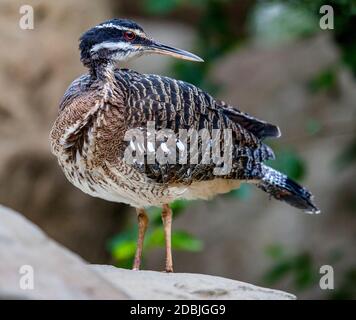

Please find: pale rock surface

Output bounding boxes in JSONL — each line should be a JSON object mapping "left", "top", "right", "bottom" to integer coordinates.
{"left": 91, "top": 265, "right": 296, "bottom": 300}
{"left": 0, "top": 204, "right": 295, "bottom": 299}
{"left": 0, "top": 205, "right": 127, "bottom": 299}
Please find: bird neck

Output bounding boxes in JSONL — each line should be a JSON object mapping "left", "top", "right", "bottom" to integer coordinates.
{"left": 88, "top": 59, "right": 115, "bottom": 82}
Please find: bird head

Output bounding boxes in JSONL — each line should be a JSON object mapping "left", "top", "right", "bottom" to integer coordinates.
{"left": 79, "top": 18, "right": 204, "bottom": 67}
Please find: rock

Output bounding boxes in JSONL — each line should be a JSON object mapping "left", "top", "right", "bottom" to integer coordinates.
{"left": 0, "top": 205, "right": 127, "bottom": 299}
{"left": 90, "top": 265, "right": 296, "bottom": 300}
{"left": 0, "top": 204, "right": 295, "bottom": 300}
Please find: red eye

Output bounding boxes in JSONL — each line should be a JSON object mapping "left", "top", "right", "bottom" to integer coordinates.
{"left": 124, "top": 31, "right": 136, "bottom": 41}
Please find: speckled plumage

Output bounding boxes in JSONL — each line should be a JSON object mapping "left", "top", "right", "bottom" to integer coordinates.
{"left": 50, "top": 66, "right": 270, "bottom": 206}
{"left": 52, "top": 19, "right": 321, "bottom": 208}
{"left": 50, "top": 63, "right": 318, "bottom": 212}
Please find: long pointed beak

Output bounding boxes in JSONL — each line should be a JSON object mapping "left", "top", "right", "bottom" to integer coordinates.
{"left": 145, "top": 40, "right": 204, "bottom": 62}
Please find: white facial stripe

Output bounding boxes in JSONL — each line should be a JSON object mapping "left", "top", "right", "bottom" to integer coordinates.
{"left": 95, "top": 23, "right": 146, "bottom": 37}
{"left": 90, "top": 41, "right": 134, "bottom": 53}
{"left": 95, "top": 23, "right": 127, "bottom": 30}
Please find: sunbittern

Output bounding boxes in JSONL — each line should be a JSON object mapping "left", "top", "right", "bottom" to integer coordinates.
{"left": 50, "top": 19, "right": 319, "bottom": 273}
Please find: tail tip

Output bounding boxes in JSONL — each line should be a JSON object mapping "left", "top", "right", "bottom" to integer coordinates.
{"left": 303, "top": 197, "right": 321, "bottom": 214}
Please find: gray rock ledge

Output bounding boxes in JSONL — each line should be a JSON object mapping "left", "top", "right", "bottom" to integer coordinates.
{"left": 91, "top": 265, "right": 296, "bottom": 300}
{"left": 0, "top": 204, "right": 295, "bottom": 300}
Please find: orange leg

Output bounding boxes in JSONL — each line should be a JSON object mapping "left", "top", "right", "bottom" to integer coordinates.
{"left": 132, "top": 208, "right": 149, "bottom": 270}
{"left": 162, "top": 204, "right": 173, "bottom": 272}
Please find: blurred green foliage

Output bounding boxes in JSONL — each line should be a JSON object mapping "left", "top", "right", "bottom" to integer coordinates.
{"left": 145, "top": 0, "right": 244, "bottom": 92}
{"left": 108, "top": 200, "right": 202, "bottom": 268}
{"left": 273, "top": 0, "right": 356, "bottom": 76}
{"left": 306, "top": 118, "right": 323, "bottom": 136}
{"left": 143, "top": 0, "right": 181, "bottom": 14}
{"left": 267, "top": 148, "right": 306, "bottom": 181}
{"left": 308, "top": 68, "right": 338, "bottom": 93}
{"left": 263, "top": 245, "right": 318, "bottom": 291}
{"left": 334, "top": 138, "right": 356, "bottom": 170}
{"left": 227, "top": 183, "right": 252, "bottom": 200}
{"left": 330, "top": 267, "right": 356, "bottom": 299}
{"left": 249, "top": 1, "right": 318, "bottom": 45}
{"left": 263, "top": 245, "right": 356, "bottom": 299}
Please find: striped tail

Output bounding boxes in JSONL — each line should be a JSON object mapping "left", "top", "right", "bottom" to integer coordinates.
{"left": 257, "top": 165, "right": 320, "bottom": 214}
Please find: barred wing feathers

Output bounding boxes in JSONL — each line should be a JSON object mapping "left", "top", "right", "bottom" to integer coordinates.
{"left": 116, "top": 69, "right": 278, "bottom": 184}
